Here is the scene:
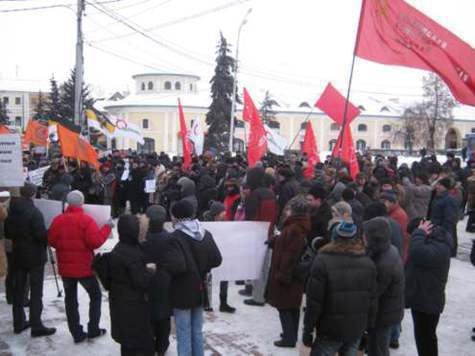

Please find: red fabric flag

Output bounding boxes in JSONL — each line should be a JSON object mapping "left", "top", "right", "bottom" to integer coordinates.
{"left": 315, "top": 83, "right": 361, "bottom": 125}
{"left": 302, "top": 122, "right": 320, "bottom": 179}
{"left": 0, "top": 125, "right": 10, "bottom": 134}
{"left": 244, "top": 88, "right": 267, "bottom": 167}
{"left": 355, "top": 0, "right": 475, "bottom": 106}
{"left": 332, "top": 125, "right": 360, "bottom": 180}
{"left": 57, "top": 124, "right": 99, "bottom": 170}
{"left": 23, "top": 120, "right": 48, "bottom": 147}
{"left": 178, "top": 98, "right": 192, "bottom": 169}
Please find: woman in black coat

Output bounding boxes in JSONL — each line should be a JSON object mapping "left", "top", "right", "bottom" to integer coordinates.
{"left": 109, "top": 214, "right": 155, "bottom": 356}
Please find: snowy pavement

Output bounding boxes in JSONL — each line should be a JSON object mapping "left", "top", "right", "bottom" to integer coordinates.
{"left": 1, "top": 218, "right": 475, "bottom": 355}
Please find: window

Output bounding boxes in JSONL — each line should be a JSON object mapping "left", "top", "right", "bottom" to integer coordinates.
{"left": 268, "top": 121, "right": 280, "bottom": 129}
{"left": 142, "top": 119, "right": 149, "bottom": 129}
{"left": 381, "top": 140, "right": 391, "bottom": 150}
{"left": 15, "top": 116, "right": 21, "bottom": 126}
{"left": 329, "top": 139, "right": 337, "bottom": 150}
{"left": 358, "top": 105, "right": 366, "bottom": 111}
{"left": 300, "top": 122, "right": 308, "bottom": 130}
{"left": 15, "top": 97, "right": 21, "bottom": 105}
{"left": 358, "top": 124, "right": 367, "bottom": 132}
{"left": 3, "top": 97, "right": 8, "bottom": 104}
{"left": 380, "top": 106, "right": 390, "bottom": 112}
{"left": 330, "top": 123, "right": 340, "bottom": 131}
{"left": 141, "top": 82, "right": 145, "bottom": 91}
{"left": 356, "top": 139, "right": 366, "bottom": 151}
{"left": 189, "top": 83, "right": 193, "bottom": 91}
{"left": 164, "top": 81, "right": 172, "bottom": 90}
{"left": 175, "top": 82, "right": 181, "bottom": 90}
{"left": 137, "top": 138, "right": 155, "bottom": 154}
{"left": 233, "top": 138, "right": 244, "bottom": 153}
{"left": 299, "top": 102, "right": 311, "bottom": 108}
{"left": 111, "top": 138, "right": 117, "bottom": 150}
{"left": 234, "top": 119, "right": 244, "bottom": 128}
{"left": 472, "top": 128, "right": 475, "bottom": 133}
{"left": 147, "top": 81, "right": 154, "bottom": 90}
{"left": 382, "top": 124, "right": 391, "bottom": 132}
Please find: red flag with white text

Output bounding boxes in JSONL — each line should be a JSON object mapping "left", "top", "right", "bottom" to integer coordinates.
{"left": 178, "top": 98, "right": 192, "bottom": 169}
{"left": 355, "top": 0, "right": 475, "bottom": 106}
{"left": 302, "top": 122, "right": 320, "bottom": 179}
{"left": 244, "top": 88, "right": 267, "bottom": 167}
{"left": 315, "top": 83, "right": 361, "bottom": 125}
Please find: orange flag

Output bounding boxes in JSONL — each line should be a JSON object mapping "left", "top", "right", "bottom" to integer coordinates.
{"left": 0, "top": 125, "right": 10, "bottom": 134}
{"left": 57, "top": 124, "right": 99, "bottom": 169}
{"left": 23, "top": 120, "right": 48, "bottom": 147}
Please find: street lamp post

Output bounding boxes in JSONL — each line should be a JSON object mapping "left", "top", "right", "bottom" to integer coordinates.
{"left": 229, "top": 8, "right": 252, "bottom": 153}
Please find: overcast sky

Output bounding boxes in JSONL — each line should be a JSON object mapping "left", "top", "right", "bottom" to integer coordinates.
{"left": 1, "top": 0, "right": 474, "bottom": 105}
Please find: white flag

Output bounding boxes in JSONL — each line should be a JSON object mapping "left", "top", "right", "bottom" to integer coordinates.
{"left": 264, "top": 125, "right": 287, "bottom": 156}
{"left": 189, "top": 118, "right": 204, "bottom": 155}
{"left": 86, "top": 110, "right": 144, "bottom": 145}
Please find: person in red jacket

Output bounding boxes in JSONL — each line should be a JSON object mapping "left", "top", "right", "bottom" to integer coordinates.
{"left": 48, "top": 190, "right": 113, "bottom": 344}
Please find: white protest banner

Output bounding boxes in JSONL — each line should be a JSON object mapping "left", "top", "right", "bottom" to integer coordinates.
{"left": 28, "top": 165, "right": 50, "bottom": 186}
{"left": 0, "top": 134, "right": 24, "bottom": 187}
{"left": 81, "top": 203, "right": 111, "bottom": 229}
{"left": 203, "top": 221, "right": 269, "bottom": 281}
{"left": 34, "top": 199, "right": 63, "bottom": 229}
{"left": 145, "top": 179, "right": 156, "bottom": 193}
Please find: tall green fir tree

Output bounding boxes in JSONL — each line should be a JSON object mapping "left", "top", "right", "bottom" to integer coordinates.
{"left": 259, "top": 90, "right": 279, "bottom": 126}
{"left": 0, "top": 99, "right": 9, "bottom": 125}
{"left": 46, "top": 76, "right": 62, "bottom": 121}
{"left": 59, "top": 69, "right": 94, "bottom": 122}
{"left": 33, "top": 91, "right": 49, "bottom": 123}
{"left": 205, "top": 32, "right": 236, "bottom": 152}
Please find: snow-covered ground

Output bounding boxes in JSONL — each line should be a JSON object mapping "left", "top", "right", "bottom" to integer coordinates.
{"left": 1, "top": 217, "right": 475, "bottom": 356}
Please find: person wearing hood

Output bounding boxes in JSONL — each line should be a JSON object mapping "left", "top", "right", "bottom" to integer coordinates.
{"left": 267, "top": 196, "right": 310, "bottom": 348}
{"left": 177, "top": 176, "right": 199, "bottom": 217}
{"left": 167, "top": 199, "right": 222, "bottom": 356}
{"left": 4, "top": 184, "right": 56, "bottom": 337}
{"left": 109, "top": 214, "right": 156, "bottom": 356}
{"left": 48, "top": 190, "right": 112, "bottom": 343}
{"left": 363, "top": 217, "right": 405, "bottom": 356}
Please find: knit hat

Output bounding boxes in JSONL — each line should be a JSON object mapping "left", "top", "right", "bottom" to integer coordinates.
{"left": 67, "top": 190, "right": 84, "bottom": 207}
{"left": 333, "top": 222, "right": 358, "bottom": 240}
{"left": 363, "top": 217, "right": 391, "bottom": 241}
{"left": 437, "top": 177, "right": 452, "bottom": 190}
{"left": 171, "top": 199, "right": 195, "bottom": 220}
{"left": 332, "top": 201, "right": 352, "bottom": 219}
{"left": 288, "top": 195, "right": 309, "bottom": 215}
{"left": 207, "top": 201, "right": 225, "bottom": 220}
{"left": 380, "top": 191, "right": 397, "bottom": 203}
{"left": 145, "top": 205, "right": 167, "bottom": 224}
{"left": 20, "top": 183, "right": 37, "bottom": 198}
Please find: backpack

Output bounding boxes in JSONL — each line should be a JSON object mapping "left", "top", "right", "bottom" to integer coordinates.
{"left": 92, "top": 252, "right": 112, "bottom": 291}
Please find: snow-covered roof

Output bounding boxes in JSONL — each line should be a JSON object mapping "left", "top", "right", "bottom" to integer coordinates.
{"left": 0, "top": 78, "right": 49, "bottom": 93}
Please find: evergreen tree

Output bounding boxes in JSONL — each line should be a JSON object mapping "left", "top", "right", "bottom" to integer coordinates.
{"left": 46, "top": 76, "right": 62, "bottom": 121}
{"left": 59, "top": 69, "right": 94, "bottom": 122}
{"left": 0, "top": 100, "right": 9, "bottom": 125}
{"left": 259, "top": 90, "right": 278, "bottom": 125}
{"left": 205, "top": 32, "right": 236, "bottom": 152}
{"left": 33, "top": 91, "right": 49, "bottom": 123}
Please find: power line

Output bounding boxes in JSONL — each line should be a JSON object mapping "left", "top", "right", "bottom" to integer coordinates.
{"left": 0, "top": 0, "right": 124, "bottom": 12}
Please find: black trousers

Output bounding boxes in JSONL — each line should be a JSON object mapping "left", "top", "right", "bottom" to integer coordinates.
{"left": 278, "top": 308, "right": 300, "bottom": 344}
{"left": 219, "top": 281, "right": 228, "bottom": 304}
{"left": 151, "top": 318, "right": 171, "bottom": 354}
{"left": 13, "top": 264, "right": 45, "bottom": 331}
{"left": 120, "top": 346, "right": 154, "bottom": 356}
{"left": 411, "top": 309, "right": 440, "bottom": 356}
{"left": 62, "top": 276, "right": 102, "bottom": 338}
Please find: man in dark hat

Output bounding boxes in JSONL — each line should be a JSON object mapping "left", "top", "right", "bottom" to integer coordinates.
{"left": 4, "top": 183, "right": 56, "bottom": 337}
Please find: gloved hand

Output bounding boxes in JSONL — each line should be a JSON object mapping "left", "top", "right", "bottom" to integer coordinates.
{"left": 302, "top": 331, "right": 313, "bottom": 347}
{"left": 106, "top": 218, "right": 115, "bottom": 228}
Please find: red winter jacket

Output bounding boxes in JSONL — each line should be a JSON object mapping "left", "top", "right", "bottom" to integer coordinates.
{"left": 48, "top": 206, "right": 111, "bottom": 278}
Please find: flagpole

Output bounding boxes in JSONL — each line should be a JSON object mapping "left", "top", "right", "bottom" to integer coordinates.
{"left": 336, "top": 0, "right": 366, "bottom": 163}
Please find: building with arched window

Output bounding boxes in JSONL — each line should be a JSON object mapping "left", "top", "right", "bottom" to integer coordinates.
{"left": 175, "top": 82, "right": 181, "bottom": 90}
{"left": 356, "top": 139, "right": 366, "bottom": 151}
{"left": 329, "top": 139, "right": 337, "bottom": 150}
{"left": 382, "top": 125, "right": 391, "bottom": 132}
{"left": 147, "top": 81, "right": 154, "bottom": 90}
{"left": 358, "top": 124, "right": 367, "bottom": 132}
{"left": 381, "top": 140, "right": 391, "bottom": 150}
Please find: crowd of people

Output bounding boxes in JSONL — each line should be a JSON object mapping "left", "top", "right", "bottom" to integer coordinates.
{"left": 1, "top": 147, "right": 475, "bottom": 356}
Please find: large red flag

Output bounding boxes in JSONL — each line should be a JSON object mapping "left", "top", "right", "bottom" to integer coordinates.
{"left": 244, "top": 88, "right": 267, "bottom": 167}
{"left": 178, "top": 98, "right": 192, "bottom": 169}
{"left": 332, "top": 126, "right": 360, "bottom": 180}
{"left": 302, "top": 122, "right": 320, "bottom": 179}
{"left": 315, "top": 83, "right": 361, "bottom": 125}
{"left": 23, "top": 120, "right": 48, "bottom": 147}
{"left": 57, "top": 124, "right": 99, "bottom": 169}
{"left": 355, "top": 0, "right": 475, "bottom": 106}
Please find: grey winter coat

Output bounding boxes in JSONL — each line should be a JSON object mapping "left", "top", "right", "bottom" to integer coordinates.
{"left": 403, "top": 177, "right": 432, "bottom": 219}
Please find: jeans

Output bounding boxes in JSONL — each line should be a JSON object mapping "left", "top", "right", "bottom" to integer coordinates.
{"left": 367, "top": 326, "right": 391, "bottom": 356}
{"left": 62, "top": 276, "right": 102, "bottom": 338}
{"left": 390, "top": 323, "right": 401, "bottom": 343}
{"left": 411, "top": 309, "right": 440, "bottom": 356}
{"left": 251, "top": 248, "right": 272, "bottom": 303}
{"left": 311, "top": 337, "right": 360, "bottom": 356}
{"left": 278, "top": 308, "right": 300, "bottom": 344}
{"left": 12, "top": 265, "right": 45, "bottom": 331}
{"left": 173, "top": 308, "right": 204, "bottom": 356}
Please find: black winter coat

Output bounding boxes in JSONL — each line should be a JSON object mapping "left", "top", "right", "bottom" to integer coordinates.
{"left": 4, "top": 197, "right": 48, "bottom": 268}
{"left": 109, "top": 241, "right": 153, "bottom": 350}
{"left": 304, "top": 240, "right": 377, "bottom": 342}
{"left": 405, "top": 227, "right": 452, "bottom": 315}
{"left": 167, "top": 229, "right": 222, "bottom": 309}
{"left": 277, "top": 178, "right": 299, "bottom": 215}
{"left": 429, "top": 191, "right": 458, "bottom": 234}
{"left": 308, "top": 202, "right": 333, "bottom": 243}
{"left": 366, "top": 235, "right": 405, "bottom": 328}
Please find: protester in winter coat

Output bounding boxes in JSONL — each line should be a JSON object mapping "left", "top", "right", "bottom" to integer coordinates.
{"left": 303, "top": 222, "right": 377, "bottom": 355}
{"left": 276, "top": 167, "right": 299, "bottom": 218}
{"left": 429, "top": 177, "right": 458, "bottom": 257}
{"left": 466, "top": 168, "right": 475, "bottom": 232}
{"left": 223, "top": 177, "right": 241, "bottom": 221}
{"left": 306, "top": 183, "right": 333, "bottom": 245}
{"left": 405, "top": 218, "right": 452, "bottom": 356}
{"left": 48, "top": 190, "right": 112, "bottom": 343}
{"left": 0, "top": 191, "right": 10, "bottom": 282}
{"left": 177, "top": 176, "right": 199, "bottom": 217}
{"left": 196, "top": 174, "right": 218, "bottom": 219}
{"left": 364, "top": 217, "right": 405, "bottom": 356}
{"left": 109, "top": 214, "right": 155, "bottom": 356}
{"left": 402, "top": 175, "right": 432, "bottom": 220}
{"left": 342, "top": 188, "right": 364, "bottom": 229}
{"left": 129, "top": 162, "right": 147, "bottom": 214}
{"left": 4, "top": 184, "right": 56, "bottom": 337}
{"left": 167, "top": 199, "right": 222, "bottom": 356}
{"left": 267, "top": 196, "right": 310, "bottom": 348}
{"left": 48, "top": 173, "right": 73, "bottom": 202}
{"left": 141, "top": 205, "right": 173, "bottom": 356}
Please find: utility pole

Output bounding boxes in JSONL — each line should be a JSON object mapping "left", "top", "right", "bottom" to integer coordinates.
{"left": 74, "top": 0, "right": 85, "bottom": 131}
